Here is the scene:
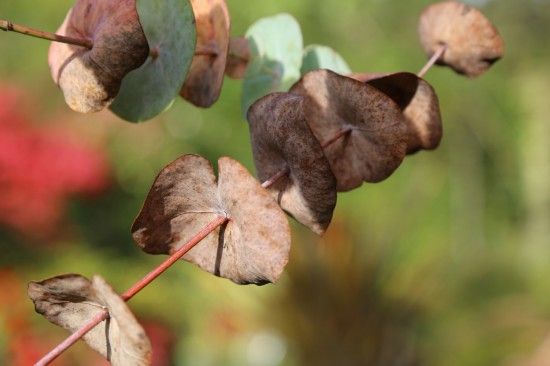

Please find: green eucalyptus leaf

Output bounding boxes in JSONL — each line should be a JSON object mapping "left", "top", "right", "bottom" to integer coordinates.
{"left": 242, "top": 13, "right": 303, "bottom": 115}
{"left": 301, "top": 45, "right": 351, "bottom": 75}
{"left": 110, "top": 0, "right": 196, "bottom": 123}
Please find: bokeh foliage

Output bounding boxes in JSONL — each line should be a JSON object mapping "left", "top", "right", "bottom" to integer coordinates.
{"left": 1, "top": 0, "right": 550, "bottom": 365}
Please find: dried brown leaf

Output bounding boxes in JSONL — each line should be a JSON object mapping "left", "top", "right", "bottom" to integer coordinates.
{"left": 48, "top": 0, "right": 149, "bottom": 113}
{"left": 180, "top": 0, "right": 230, "bottom": 107}
{"left": 418, "top": 0, "right": 504, "bottom": 77}
{"left": 247, "top": 93, "right": 337, "bottom": 234}
{"left": 225, "top": 37, "right": 250, "bottom": 79}
{"left": 28, "top": 274, "right": 151, "bottom": 366}
{"left": 353, "top": 72, "right": 442, "bottom": 154}
{"left": 132, "top": 155, "right": 291, "bottom": 285}
{"left": 290, "top": 70, "right": 408, "bottom": 192}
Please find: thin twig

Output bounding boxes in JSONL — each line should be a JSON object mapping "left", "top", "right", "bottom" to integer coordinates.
{"left": 0, "top": 19, "right": 93, "bottom": 49}
{"left": 34, "top": 216, "right": 228, "bottom": 366}
{"left": 418, "top": 44, "right": 447, "bottom": 78}
{"left": 0, "top": 19, "right": 223, "bottom": 60}
{"left": 261, "top": 167, "right": 290, "bottom": 189}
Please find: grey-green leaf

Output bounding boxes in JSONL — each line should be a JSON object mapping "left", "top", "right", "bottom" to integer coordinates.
{"left": 110, "top": 0, "right": 196, "bottom": 123}
{"left": 241, "top": 13, "right": 303, "bottom": 115}
{"left": 301, "top": 45, "right": 351, "bottom": 75}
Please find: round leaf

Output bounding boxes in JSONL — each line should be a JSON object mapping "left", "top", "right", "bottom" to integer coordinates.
{"left": 132, "top": 154, "right": 291, "bottom": 285}
{"left": 241, "top": 13, "right": 303, "bottom": 115}
{"left": 418, "top": 1, "right": 504, "bottom": 77}
{"left": 110, "top": 0, "right": 196, "bottom": 122}
{"left": 28, "top": 274, "right": 152, "bottom": 366}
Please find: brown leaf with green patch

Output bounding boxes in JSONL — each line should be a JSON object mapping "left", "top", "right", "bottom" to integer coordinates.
{"left": 290, "top": 70, "right": 408, "bottom": 192}
{"left": 132, "top": 155, "right": 291, "bottom": 285}
{"left": 49, "top": 0, "right": 149, "bottom": 113}
{"left": 28, "top": 274, "right": 151, "bottom": 366}
{"left": 418, "top": 0, "right": 504, "bottom": 77}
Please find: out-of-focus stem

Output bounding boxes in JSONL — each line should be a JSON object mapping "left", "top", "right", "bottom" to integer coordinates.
{"left": 418, "top": 44, "right": 447, "bottom": 78}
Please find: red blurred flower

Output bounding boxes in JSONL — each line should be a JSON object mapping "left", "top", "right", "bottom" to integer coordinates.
{"left": 0, "top": 86, "right": 110, "bottom": 238}
{"left": 142, "top": 320, "right": 177, "bottom": 366}
{"left": 0, "top": 268, "right": 68, "bottom": 366}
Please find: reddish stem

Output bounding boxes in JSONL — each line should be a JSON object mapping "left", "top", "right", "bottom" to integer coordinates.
{"left": 418, "top": 44, "right": 447, "bottom": 78}
{"left": 0, "top": 19, "right": 93, "bottom": 49}
{"left": 261, "top": 167, "right": 290, "bottom": 189}
{"left": 321, "top": 127, "right": 352, "bottom": 149}
{"left": 34, "top": 216, "right": 228, "bottom": 366}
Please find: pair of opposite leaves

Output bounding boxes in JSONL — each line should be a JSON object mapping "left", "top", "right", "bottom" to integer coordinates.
{"left": 249, "top": 70, "right": 441, "bottom": 231}
{"left": 50, "top": 0, "right": 230, "bottom": 120}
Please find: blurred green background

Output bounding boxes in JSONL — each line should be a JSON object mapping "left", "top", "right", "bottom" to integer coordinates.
{"left": 1, "top": 0, "right": 550, "bottom": 365}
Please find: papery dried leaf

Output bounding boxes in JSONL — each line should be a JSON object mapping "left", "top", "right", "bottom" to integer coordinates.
{"left": 28, "top": 274, "right": 151, "bottom": 366}
{"left": 418, "top": 0, "right": 504, "bottom": 77}
{"left": 132, "top": 155, "right": 220, "bottom": 255}
{"left": 217, "top": 157, "right": 291, "bottom": 283}
{"left": 132, "top": 155, "right": 291, "bottom": 285}
{"left": 353, "top": 72, "right": 442, "bottom": 154}
{"left": 290, "top": 70, "right": 408, "bottom": 191}
{"left": 247, "top": 93, "right": 337, "bottom": 234}
{"left": 49, "top": 0, "right": 149, "bottom": 113}
{"left": 225, "top": 37, "right": 250, "bottom": 79}
{"left": 180, "top": 0, "right": 230, "bottom": 107}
